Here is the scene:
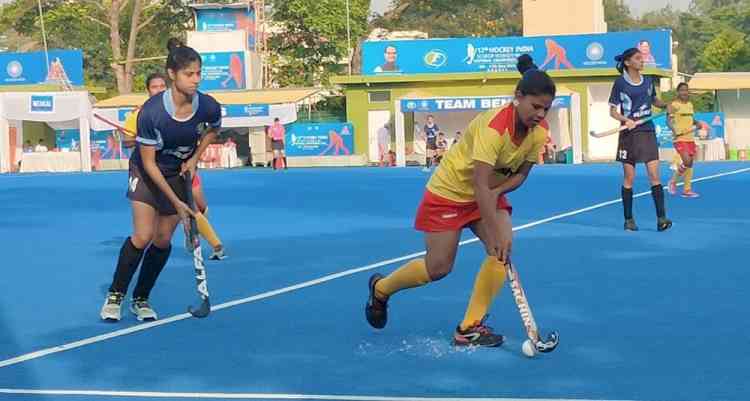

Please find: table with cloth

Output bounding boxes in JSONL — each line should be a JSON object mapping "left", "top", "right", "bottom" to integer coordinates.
{"left": 20, "top": 152, "right": 82, "bottom": 173}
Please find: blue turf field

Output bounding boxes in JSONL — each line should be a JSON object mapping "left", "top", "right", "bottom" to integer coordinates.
{"left": 1, "top": 162, "right": 749, "bottom": 401}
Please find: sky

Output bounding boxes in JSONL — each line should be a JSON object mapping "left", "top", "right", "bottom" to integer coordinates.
{"left": 370, "top": 0, "right": 692, "bottom": 17}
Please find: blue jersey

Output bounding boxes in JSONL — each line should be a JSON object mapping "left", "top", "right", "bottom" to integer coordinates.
{"left": 132, "top": 89, "right": 222, "bottom": 176}
{"left": 609, "top": 74, "right": 657, "bottom": 133}
{"left": 424, "top": 123, "right": 439, "bottom": 142}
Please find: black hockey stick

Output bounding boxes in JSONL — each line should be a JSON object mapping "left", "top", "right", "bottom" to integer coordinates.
{"left": 184, "top": 171, "right": 211, "bottom": 318}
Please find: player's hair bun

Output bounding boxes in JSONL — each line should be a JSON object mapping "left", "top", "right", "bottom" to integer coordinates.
{"left": 167, "top": 38, "right": 184, "bottom": 53}
{"left": 615, "top": 48, "right": 640, "bottom": 73}
{"left": 517, "top": 54, "right": 538, "bottom": 74}
{"left": 515, "top": 54, "right": 555, "bottom": 98}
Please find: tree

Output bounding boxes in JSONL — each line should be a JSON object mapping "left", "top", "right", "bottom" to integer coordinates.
{"left": 0, "top": 0, "right": 191, "bottom": 94}
{"left": 371, "top": 0, "right": 522, "bottom": 38}
{"left": 268, "top": 0, "right": 370, "bottom": 87}
{"left": 700, "top": 28, "right": 748, "bottom": 71}
{"left": 690, "top": 0, "right": 746, "bottom": 15}
{"left": 674, "top": 1, "right": 750, "bottom": 73}
{"left": 673, "top": 12, "right": 713, "bottom": 74}
{"left": 639, "top": 5, "right": 680, "bottom": 30}
{"left": 596, "top": 0, "right": 750, "bottom": 74}
{"left": 78, "top": 0, "right": 191, "bottom": 94}
{"left": 603, "top": 0, "right": 636, "bottom": 32}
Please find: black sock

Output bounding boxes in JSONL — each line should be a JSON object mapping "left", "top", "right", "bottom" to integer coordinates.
{"left": 109, "top": 237, "right": 145, "bottom": 294}
{"left": 651, "top": 184, "right": 666, "bottom": 218}
{"left": 622, "top": 187, "right": 633, "bottom": 220}
{"left": 133, "top": 244, "right": 172, "bottom": 299}
{"left": 283, "top": 157, "right": 288, "bottom": 169}
{"left": 426, "top": 157, "right": 432, "bottom": 168}
{"left": 272, "top": 157, "right": 277, "bottom": 170}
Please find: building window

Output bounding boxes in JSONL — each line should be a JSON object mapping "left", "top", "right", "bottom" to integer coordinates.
{"left": 368, "top": 91, "right": 391, "bottom": 103}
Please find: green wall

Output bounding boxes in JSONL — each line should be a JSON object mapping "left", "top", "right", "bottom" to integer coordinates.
{"left": 22, "top": 121, "right": 55, "bottom": 149}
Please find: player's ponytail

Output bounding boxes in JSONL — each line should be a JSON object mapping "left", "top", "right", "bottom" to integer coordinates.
{"left": 615, "top": 48, "right": 639, "bottom": 74}
{"left": 515, "top": 54, "right": 556, "bottom": 98}
{"left": 166, "top": 37, "right": 201, "bottom": 73}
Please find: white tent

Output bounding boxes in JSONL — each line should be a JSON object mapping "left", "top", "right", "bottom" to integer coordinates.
{"left": 0, "top": 91, "right": 92, "bottom": 173}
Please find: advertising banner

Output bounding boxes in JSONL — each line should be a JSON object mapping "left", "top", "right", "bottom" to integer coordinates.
{"left": 285, "top": 123, "right": 354, "bottom": 156}
{"left": 400, "top": 95, "right": 571, "bottom": 113}
{"left": 363, "top": 30, "right": 671, "bottom": 76}
{"left": 196, "top": 8, "right": 256, "bottom": 50}
{"left": 1, "top": 50, "right": 84, "bottom": 86}
{"left": 199, "top": 51, "right": 246, "bottom": 91}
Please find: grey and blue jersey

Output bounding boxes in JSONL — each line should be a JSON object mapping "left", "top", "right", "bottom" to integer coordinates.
{"left": 609, "top": 74, "right": 657, "bottom": 133}
{"left": 131, "top": 89, "right": 222, "bottom": 177}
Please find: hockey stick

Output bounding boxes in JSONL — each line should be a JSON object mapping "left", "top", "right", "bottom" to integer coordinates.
{"left": 92, "top": 113, "right": 132, "bottom": 159}
{"left": 93, "top": 113, "right": 135, "bottom": 136}
{"left": 55, "top": 63, "right": 131, "bottom": 157}
{"left": 672, "top": 125, "right": 698, "bottom": 138}
{"left": 184, "top": 171, "right": 211, "bottom": 318}
{"left": 506, "top": 263, "right": 559, "bottom": 353}
{"left": 589, "top": 112, "right": 666, "bottom": 138}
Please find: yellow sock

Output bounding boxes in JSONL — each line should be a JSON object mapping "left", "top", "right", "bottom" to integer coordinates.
{"left": 671, "top": 170, "right": 681, "bottom": 184}
{"left": 671, "top": 155, "right": 683, "bottom": 183}
{"left": 195, "top": 212, "right": 222, "bottom": 250}
{"left": 684, "top": 168, "right": 694, "bottom": 192}
{"left": 672, "top": 154, "right": 682, "bottom": 167}
{"left": 374, "top": 259, "right": 430, "bottom": 300}
{"left": 460, "top": 257, "right": 507, "bottom": 331}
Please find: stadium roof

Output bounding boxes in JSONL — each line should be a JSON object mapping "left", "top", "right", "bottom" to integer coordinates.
{"left": 689, "top": 72, "right": 750, "bottom": 90}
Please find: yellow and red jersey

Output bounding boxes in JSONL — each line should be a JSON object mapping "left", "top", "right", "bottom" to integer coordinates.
{"left": 122, "top": 106, "right": 141, "bottom": 138}
{"left": 426, "top": 104, "right": 548, "bottom": 203}
{"left": 671, "top": 100, "right": 695, "bottom": 143}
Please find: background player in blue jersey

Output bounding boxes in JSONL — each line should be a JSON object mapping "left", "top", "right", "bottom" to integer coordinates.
{"left": 422, "top": 115, "right": 439, "bottom": 172}
{"left": 609, "top": 47, "right": 673, "bottom": 233}
{"left": 100, "top": 38, "right": 222, "bottom": 322}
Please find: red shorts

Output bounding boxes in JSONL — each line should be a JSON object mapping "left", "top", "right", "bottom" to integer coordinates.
{"left": 674, "top": 141, "right": 697, "bottom": 156}
{"left": 414, "top": 190, "right": 512, "bottom": 232}
{"left": 192, "top": 172, "right": 202, "bottom": 189}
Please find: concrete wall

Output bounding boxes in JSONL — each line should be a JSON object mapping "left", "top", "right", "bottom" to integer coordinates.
{"left": 523, "top": 0, "right": 606, "bottom": 37}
